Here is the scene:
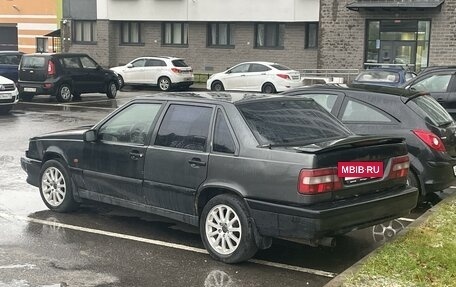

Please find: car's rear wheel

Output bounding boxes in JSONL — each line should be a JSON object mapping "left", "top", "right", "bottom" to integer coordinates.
{"left": 158, "top": 76, "right": 171, "bottom": 91}
{"left": 19, "top": 93, "right": 34, "bottom": 102}
{"left": 211, "top": 81, "right": 224, "bottom": 92}
{"left": 261, "top": 83, "right": 276, "bottom": 94}
{"left": 200, "top": 194, "right": 258, "bottom": 263}
{"left": 56, "top": 84, "right": 72, "bottom": 102}
{"left": 0, "top": 106, "right": 12, "bottom": 115}
{"left": 39, "top": 159, "right": 78, "bottom": 212}
{"left": 106, "top": 81, "right": 118, "bottom": 99}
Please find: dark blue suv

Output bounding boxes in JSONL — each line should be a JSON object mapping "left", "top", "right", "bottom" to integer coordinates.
{"left": 0, "top": 51, "right": 23, "bottom": 82}
{"left": 352, "top": 67, "right": 416, "bottom": 87}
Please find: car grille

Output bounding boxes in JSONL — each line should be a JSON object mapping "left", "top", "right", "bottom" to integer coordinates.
{"left": 0, "top": 84, "right": 15, "bottom": 91}
{"left": 0, "top": 97, "right": 15, "bottom": 103}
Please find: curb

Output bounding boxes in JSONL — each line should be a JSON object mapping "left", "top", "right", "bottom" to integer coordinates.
{"left": 323, "top": 190, "right": 456, "bottom": 287}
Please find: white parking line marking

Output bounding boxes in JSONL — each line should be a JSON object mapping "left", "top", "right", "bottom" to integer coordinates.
{"left": 0, "top": 212, "right": 336, "bottom": 278}
{"left": 398, "top": 217, "right": 415, "bottom": 222}
{"left": 450, "top": 186, "right": 456, "bottom": 189}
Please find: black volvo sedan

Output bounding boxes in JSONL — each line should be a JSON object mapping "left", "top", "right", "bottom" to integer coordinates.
{"left": 21, "top": 92, "right": 417, "bottom": 263}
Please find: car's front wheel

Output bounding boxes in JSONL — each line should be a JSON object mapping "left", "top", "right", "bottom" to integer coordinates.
{"left": 106, "top": 81, "right": 118, "bottom": 99}
{"left": 56, "top": 84, "right": 72, "bottom": 102}
{"left": 200, "top": 194, "right": 258, "bottom": 263}
{"left": 117, "top": 75, "right": 125, "bottom": 89}
{"left": 39, "top": 159, "right": 78, "bottom": 212}
{"left": 158, "top": 76, "right": 171, "bottom": 91}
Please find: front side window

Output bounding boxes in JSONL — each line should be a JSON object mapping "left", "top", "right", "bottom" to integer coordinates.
{"left": 255, "top": 23, "right": 284, "bottom": 49}
{"left": 342, "top": 99, "right": 392, "bottom": 123}
{"left": 130, "top": 59, "right": 147, "bottom": 68}
{"left": 121, "top": 22, "right": 142, "bottom": 44}
{"left": 411, "top": 74, "right": 452, "bottom": 93}
{"left": 98, "top": 103, "right": 162, "bottom": 145}
{"left": 80, "top": 56, "right": 98, "bottom": 69}
{"left": 229, "top": 64, "right": 250, "bottom": 74}
{"left": 163, "top": 22, "right": 188, "bottom": 45}
{"left": 155, "top": 105, "right": 213, "bottom": 152}
{"left": 73, "top": 20, "right": 97, "bottom": 43}
{"left": 208, "top": 23, "right": 234, "bottom": 47}
{"left": 305, "top": 22, "right": 318, "bottom": 49}
{"left": 213, "top": 110, "right": 236, "bottom": 154}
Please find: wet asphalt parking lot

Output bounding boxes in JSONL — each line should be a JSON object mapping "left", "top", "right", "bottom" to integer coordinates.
{"left": 0, "top": 88, "right": 446, "bottom": 287}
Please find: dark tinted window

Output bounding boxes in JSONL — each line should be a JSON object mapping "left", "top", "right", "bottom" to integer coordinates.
{"left": 155, "top": 105, "right": 213, "bottom": 152}
{"left": 98, "top": 103, "right": 162, "bottom": 145}
{"left": 21, "top": 56, "right": 46, "bottom": 69}
{"left": 213, "top": 110, "right": 236, "bottom": 154}
{"left": 237, "top": 100, "right": 351, "bottom": 145}
{"left": 0, "top": 54, "right": 21, "bottom": 65}
{"left": 80, "top": 56, "right": 97, "bottom": 69}
{"left": 409, "top": 95, "right": 453, "bottom": 126}
{"left": 271, "top": 64, "right": 291, "bottom": 71}
{"left": 146, "top": 59, "right": 166, "bottom": 67}
{"left": 172, "top": 60, "right": 188, "bottom": 67}
{"left": 63, "top": 57, "right": 82, "bottom": 69}
{"left": 249, "top": 64, "right": 270, "bottom": 72}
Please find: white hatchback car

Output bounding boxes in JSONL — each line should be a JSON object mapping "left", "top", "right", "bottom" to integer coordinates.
{"left": 0, "top": 75, "right": 19, "bottom": 114}
{"left": 110, "top": 57, "right": 194, "bottom": 91}
{"left": 207, "top": 62, "right": 302, "bottom": 93}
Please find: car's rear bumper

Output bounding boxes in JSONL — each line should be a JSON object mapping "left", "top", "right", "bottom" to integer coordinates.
{"left": 172, "top": 81, "right": 194, "bottom": 87}
{"left": 421, "top": 159, "right": 456, "bottom": 193}
{"left": 246, "top": 186, "right": 418, "bottom": 240}
{"left": 18, "top": 82, "right": 57, "bottom": 95}
{"left": 275, "top": 81, "right": 303, "bottom": 92}
{"left": 21, "top": 156, "right": 41, "bottom": 187}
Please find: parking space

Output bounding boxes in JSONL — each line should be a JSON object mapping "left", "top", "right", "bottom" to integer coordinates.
{"left": 0, "top": 90, "right": 438, "bottom": 287}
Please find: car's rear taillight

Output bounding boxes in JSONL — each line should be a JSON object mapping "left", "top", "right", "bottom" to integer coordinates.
{"left": 47, "top": 60, "right": 55, "bottom": 76}
{"left": 412, "top": 129, "right": 446, "bottom": 152}
{"left": 171, "top": 68, "right": 182, "bottom": 73}
{"left": 388, "top": 155, "right": 410, "bottom": 179}
{"left": 276, "top": 74, "right": 291, "bottom": 80}
{"left": 298, "top": 167, "right": 342, "bottom": 195}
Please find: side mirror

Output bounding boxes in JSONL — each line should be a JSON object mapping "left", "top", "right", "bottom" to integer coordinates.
{"left": 83, "top": 130, "right": 97, "bottom": 142}
{"left": 126, "top": 64, "right": 133, "bottom": 68}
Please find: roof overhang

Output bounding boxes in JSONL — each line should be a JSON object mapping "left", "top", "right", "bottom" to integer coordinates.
{"left": 44, "top": 29, "right": 61, "bottom": 37}
{"left": 346, "top": 0, "right": 445, "bottom": 11}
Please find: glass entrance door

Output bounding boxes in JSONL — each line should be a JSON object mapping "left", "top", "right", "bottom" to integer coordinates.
{"left": 380, "top": 41, "right": 416, "bottom": 65}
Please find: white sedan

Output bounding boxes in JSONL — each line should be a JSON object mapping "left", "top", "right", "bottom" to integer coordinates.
{"left": 207, "top": 62, "right": 302, "bottom": 93}
{"left": 0, "top": 75, "right": 19, "bottom": 114}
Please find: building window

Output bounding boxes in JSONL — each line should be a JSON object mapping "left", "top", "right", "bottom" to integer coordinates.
{"left": 121, "top": 22, "right": 142, "bottom": 44}
{"left": 208, "top": 23, "right": 234, "bottom": 47}
{"left": 255, "top": 23, "right": 284, "bottom": 49}
{"left": 162, "top": 22, "right": 188, "bottom": 45}
{"left": 305, "top": 22, "right": 318, "bottom": 49}
{"left": 73, "top": 20, "right": 96, "bottom": 43}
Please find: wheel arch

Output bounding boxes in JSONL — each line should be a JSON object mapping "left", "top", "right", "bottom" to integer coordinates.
{"left": 196, "top": 184, "right": 247, "bottom": 217}
{"left": 42, "top": 147, "right": 69, "bottom": 166}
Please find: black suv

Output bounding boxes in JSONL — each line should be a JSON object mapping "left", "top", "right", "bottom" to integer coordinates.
{"left": 21, "top": 92, "right": 418, "bottom": 263}
{"left": 18, "top": 53, "right": 119, "bottom": 102}
{"left": 402, "top": 66, "right": 456, "bottom": 119}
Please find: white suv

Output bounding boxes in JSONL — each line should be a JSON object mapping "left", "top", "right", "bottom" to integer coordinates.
{"left": 0, "top": 75, "right": 19, "bottom": 114}
{"left": 110, "top": 57, "right": 194, "bottom": 91}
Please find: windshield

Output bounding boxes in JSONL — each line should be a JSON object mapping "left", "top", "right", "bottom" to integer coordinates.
{"left": 237, "top": 99, "right": 352, "bottom": 146}
{"left": 355, "top": 70, "right": 400, "bottom": 83}
{"left": 408, "top": 95, "right": 453, "bottom": 126}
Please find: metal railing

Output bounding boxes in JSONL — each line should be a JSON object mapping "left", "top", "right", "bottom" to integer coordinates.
{"left": 297, "top": 68, "right": 360, "bottom": 84}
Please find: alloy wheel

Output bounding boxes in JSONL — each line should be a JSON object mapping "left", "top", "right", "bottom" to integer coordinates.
{"left": 205, "top": 204, "right": 242, "bottom": 255}
{"left": 41, "top": 167, "right": 66, "bottom": 207}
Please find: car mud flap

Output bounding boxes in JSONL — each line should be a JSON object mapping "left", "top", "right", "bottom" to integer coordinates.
{"left": 249, "top": 217, "right": 272, "bottom": 250}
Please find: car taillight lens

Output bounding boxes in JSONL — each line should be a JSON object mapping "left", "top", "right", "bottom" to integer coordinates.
{"left": 388, "top": 155, "right": 410, "bottom": 179}
{"left": 276, "top": 74, "right": 291, "bottom": 80}
{"left": 298, "top": 167, "right": 342, "bottom": 194}
{"left": 47, "top": 60, "right": 55, "bottom": 76}
{"left": 412, "top": 129, "right": 446, "bottom": 152}
{"left": 171, "top": 68, "right": 182, "bottom": 73}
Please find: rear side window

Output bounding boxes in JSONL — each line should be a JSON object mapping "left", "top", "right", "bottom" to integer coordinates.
{"left": 171, "top": 60, "right": 188, "bottom": 67}
{"left": 271, "top": 64, "right": 291, "bottom": 71}
{"left": 237, "top": 100, "right": 351, "bottom": 146}
{"left": 146, "top": 59, "right": 166, "bottom": 67}
{"left": 342, "top": 99, "right": 392, "bottom": 123}
{"left": 21, "top": 57, "right": 46, "bottom": 69}
{"left": 409, "top": 95, "right": 453, "bottom": 126}
{"left": 213, "top": 110, "right": 236, "bottom": 154}
{"left": 63, "top": 57, "right": 82, "bottom": 69}
{"left": 249, "top": 64, "right": 270, "bottom": 72}
{"left": 155, "top": 105, "right": 213, "bottom": 152}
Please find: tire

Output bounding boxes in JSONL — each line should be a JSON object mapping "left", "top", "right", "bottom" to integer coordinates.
{"left": 211, "top": 81, "right": 225, "bottom": 92}
{"left": 106, "top": 81, "right": 118, "bottom": 99}
{"left": 56, "top": 84, "right": 72, "bottom": 102}
{"left": 200, "top": 194, "right": 258, "bottom": 263}
{"left": 407, "top": 169, "right": 424, "bottom": 203}
{"left": 20, "top": 93, "right": 34, "bottom": 102}
{"left": 158, "top": 76, "right": 172, "bottom": 91}
{"left": 117, "top": 75, "right": 124, "bottom": 89}
{"left": 261, "top": 83, "right": 276, "bottom": 94}
{"left": 39, "top": 159, "right": 78, "bottom": 213}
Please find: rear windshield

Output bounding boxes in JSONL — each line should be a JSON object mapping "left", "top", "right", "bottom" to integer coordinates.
{"left": 355, "top": 71, "right": 400, "bottom": 83}
{"left": 21, "top": 56, "right": 46, "bottom": 69}
{"left": 237, "top": 99, "right": 351, "bottom": 146}
{"left": 0, "top": 54, "right": 21, "bottom": 65}
{"left": 172, "top": 60, "right": 188, "bottom": 67}
{"left": 408, "top": 95, "right": 453, "bottom": 126}
{"left": 271, "top": 64, "right": 291, "bottom": 71}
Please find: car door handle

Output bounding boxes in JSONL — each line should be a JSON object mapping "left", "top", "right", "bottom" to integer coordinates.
{"left": 129, "top": 150, "right": 144, "bottom": 160}
{"left": 240, "top": 74, "right": 246, "bottom": 77}
{"left": 188, "top": 158, "right": 206, "bottom": 167}
{"left": 261, "top": 73, "right": 266, "bottom": 75}
{"left": 437, "top": 98, "right": 444, "bottom": 102}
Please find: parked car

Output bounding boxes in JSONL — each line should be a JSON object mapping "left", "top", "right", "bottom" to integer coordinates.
{"left": 0, "top": 75, "right": 19, "bottom": 114}
{"left": 352, "top": 67, "right": 416, "bottom": 87}
{"left": 21, "top": 92, "right": 418, "bottom": 263}
{"left": 282, "top": 85, "right": 456, "bottom": 201}
{"left": 18, "top": 53, "right": 119, "bottom": 102}
{"left": 110, "top": 56, "right": 194, "bottom": 91}
{"left": 402, "top": 66, "right": 456, "bottom": 119}
{"left": 206, "top": 62, "right": 302, "bottom": 93}
{"left": 0, "top": 51, "right": 24, "bottom": 82}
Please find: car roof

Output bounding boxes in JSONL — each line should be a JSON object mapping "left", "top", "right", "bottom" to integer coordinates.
{"left": 133, "top": 92, "right": 309, "bottom": 105}
{"left": 22, "top": 52, "right": 90, "bottom": 57}
{"left": 132, "top": 56, "right": 184, "bottom": 60}
{"left": 0, "top": 51, "right": 24, "bottom": 55}
{"left": 419, "top": 66, "right": 456, "bottom": 73}
{"left": 361, "top": 67, "right": 404, "bottom": 73}
{"left": 288, "top": 84, "right": 424, "bottom": 98}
